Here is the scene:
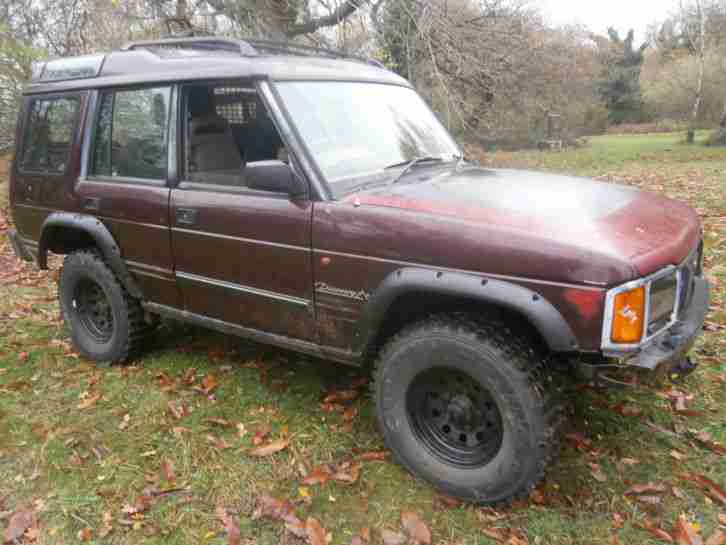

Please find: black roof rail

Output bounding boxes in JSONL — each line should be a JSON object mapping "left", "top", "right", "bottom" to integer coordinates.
{"left": 245, "top": 39, "right": 384, "bottom": 67}
{"left": 121, "top": 37, "right": 258, "bottom": 56}
{"left": 121, "top": 35, "right": 385, "bottom": 67}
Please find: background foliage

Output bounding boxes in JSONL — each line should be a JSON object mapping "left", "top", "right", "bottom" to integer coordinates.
{"left": 1, "top": 0, "right": 724, "bottom": 149}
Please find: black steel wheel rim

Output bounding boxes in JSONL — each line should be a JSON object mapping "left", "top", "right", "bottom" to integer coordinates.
{"left": 406, "top": 367, "right": 504, "bottom": 468}
{"left": 73, "top": 278, "right": 114, "bottom": 343}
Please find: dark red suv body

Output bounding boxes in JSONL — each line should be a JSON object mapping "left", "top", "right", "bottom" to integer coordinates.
{"left": 8, "top": 37, "right": 709, "bottom": 504}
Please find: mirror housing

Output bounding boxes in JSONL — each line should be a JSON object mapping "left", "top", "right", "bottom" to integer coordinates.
{"left": 246, "top": 160, "right": 306, "bottom": 197}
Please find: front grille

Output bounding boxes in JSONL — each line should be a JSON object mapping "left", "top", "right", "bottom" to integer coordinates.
{"left": 677, "top": 240, "right": 702, "bottom": 316}
{"left": 648, "top": 273, "right": 677, "bottom": 335}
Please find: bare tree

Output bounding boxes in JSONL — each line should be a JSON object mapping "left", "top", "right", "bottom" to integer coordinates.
{"left": 682, "top": 0, "right": 707, "bottom": 143}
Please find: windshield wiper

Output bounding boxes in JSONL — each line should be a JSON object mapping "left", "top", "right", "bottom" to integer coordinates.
{"left": 386, "top": 156, "right": 443, "bottom": 185}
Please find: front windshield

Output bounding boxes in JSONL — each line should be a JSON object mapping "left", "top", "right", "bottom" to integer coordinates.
{"left": 275, "top": 81, "right": 460, "bottom": 188}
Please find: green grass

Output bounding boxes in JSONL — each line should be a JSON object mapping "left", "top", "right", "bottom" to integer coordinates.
{"left": 1, "top": 135, "right": 725, "bottom": 545}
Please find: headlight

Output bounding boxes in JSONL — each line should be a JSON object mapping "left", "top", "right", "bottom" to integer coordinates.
{"left": 611, "top": 286, "right": 645, "bottom": 343}
{"left": 602, "top": 266, "right": 679, "bottom": 351}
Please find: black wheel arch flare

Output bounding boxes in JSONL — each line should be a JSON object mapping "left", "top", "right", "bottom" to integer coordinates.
{"left": 355, "top": 267, "right": 579, "bottom": 355}
{"left": 38, "top": 212, "right": 143, "bottom": 299}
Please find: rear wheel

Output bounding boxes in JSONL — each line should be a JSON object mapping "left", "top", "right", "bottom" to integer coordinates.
{"left": 373, "top": 314, "right": 566, "bottom": 504}
{"left": 59, "top": 249, "right": 152, "bottom": 364}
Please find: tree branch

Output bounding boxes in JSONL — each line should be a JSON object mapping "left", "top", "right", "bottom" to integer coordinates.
{"left": 286, "top": 0, "right": 365, "bottom": 36}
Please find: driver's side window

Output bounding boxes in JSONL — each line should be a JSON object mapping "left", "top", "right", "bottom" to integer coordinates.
{"left": 91, "top": 87, "right": 170, "bottom": 180}
{"left": 183, "top": 83, "right": 287, "bottom": 188}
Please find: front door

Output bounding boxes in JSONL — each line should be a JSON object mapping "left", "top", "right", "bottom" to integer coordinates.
{"left": 169, "top": 81, "right": 315, "bottom": 340}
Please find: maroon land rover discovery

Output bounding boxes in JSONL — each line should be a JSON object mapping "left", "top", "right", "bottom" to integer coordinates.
{"left": 8, "top": 37, "right": 709, "bottom": 503}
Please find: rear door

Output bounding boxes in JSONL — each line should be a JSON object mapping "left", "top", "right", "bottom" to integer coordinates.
{"left": 12, "top": 92, "right": 84, "bottom": 248}
{"left": 169, "top": 81, "right": 315, "bottom": 340}
{"left": 76, "top": 86, "right": 178, "bottom": 307}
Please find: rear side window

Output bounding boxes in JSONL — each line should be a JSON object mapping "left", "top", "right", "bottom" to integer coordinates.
{"left": 20, "top": 96, "right": 79, "bottom": 173}
{"left": 91, "top": 87, "right": 171, "bottom": 180}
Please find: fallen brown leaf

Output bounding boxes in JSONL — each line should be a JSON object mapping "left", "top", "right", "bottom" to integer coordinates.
{"left": 3, "top": 509, "right": 34, "bottom": 543}
{"left": 681, "top": 474, "right": 726, "bottom": 506}
{"left": 635, "top": 495, "right": 663, "bottom": 506}
{"left": 206, "top": 434, "right": 231, "bottom": 450}
{"left": 611, "top": 403, "right": 643, "bottom": 417}
{"left": 333, "top": 461, "right": 361, "bottom": 484}
{"left": 323, "top": 389, "right": 358, "bottom": 403}
{"left": 358, "top": 451, "right": 389, "bottom": 462}
{"left": 589, "top": 463, "right": 607, "bottom": 482}
{"left": 381, "top": 529, "right": 406, "bottom": 545}
{"left": 216, "top": 506, "right": 241, "bottom": 545}
{"left": 249, "top": 438, "right": 289, "bottom": 457}
{"left": 302, "top": 465, "right": 333, "bottom": 486}
{"left": 119, "top": 414, "right": 130, "bottom": 431}
{"left": 160, "top": 459, "right": 175, "bottom": 483}
{"left": 204, "top": 418, "right": 232, "bottom": 427}
{"left": 172, "top": 426, "right": 192, "bottom": 436}
{"left": 645, "top": 527, "right": 675, "bottom": 543}
{"left": 99, "top": 511, "right": 113, "bottom": 538}
{"left": 481, "top": 527, "right": 509, "bottom": 542}
{"left": 252, "top": 494, "right": 299, "bottom": 526}
{"left": 342, "top": 407, "right": 358, "bottom": 422}
{"left": 674, "top": 515, "right": 704, "bottom": 545}
{"left": 625, "top": 483, "right": 668, "bottom": 496}
{"left": 155, "top": 372, "right": 175, "bottom": 390}
{"left": 401, "top": 511, "right": 431, "bottom": 545}
{"left": 77, "top": 391, "right": 101, "bottom": 409}
{"left": 693, "top": 432, "right": 726, "bottom": 456}
{"left": 566, "top": 432, "right": 592, "bottom": 451}
{"left": 306, "top": 517, "right": 328, "bottom": 545}
{"left": 196, "top": 374, "right": 219, "bottom": 395}
{"left": 284, "top": 518, "right": 307, "bottom": 538}
{"left": 181, "top": 367, "right": 197, "bottom": 385}
{"left": 252, "top": 424, "right": 271, "bottom": 446}
{"left": 167, "top": 401, "right": 190, "bottom": 420}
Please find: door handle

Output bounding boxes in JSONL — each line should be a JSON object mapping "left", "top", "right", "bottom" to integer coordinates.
{"left": 83, "top": 197, "right": 101, "bottom": 211}
{"left": 176, "top": 208, "right": 198, "bottom": 226}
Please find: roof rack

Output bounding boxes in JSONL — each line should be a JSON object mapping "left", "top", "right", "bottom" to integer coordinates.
{"left": 121, "top": 36, "right": 258, "bottom": 56}
{"left": 121, "top": 36, "right": 384, "bottom": 67}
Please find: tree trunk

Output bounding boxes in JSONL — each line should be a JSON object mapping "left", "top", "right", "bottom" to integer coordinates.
{"left": 715, "top": 101, "right": 726, "bottom": 145}
{"left": 688, "top": 0, "right": 706, "bottom": 144}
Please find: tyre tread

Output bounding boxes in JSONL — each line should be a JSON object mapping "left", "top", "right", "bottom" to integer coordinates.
{"left": 372, "top": 312, "right": 569, "bottom": 505}
{"left": 60, "top": 249, "right": 152, "bottom": 363}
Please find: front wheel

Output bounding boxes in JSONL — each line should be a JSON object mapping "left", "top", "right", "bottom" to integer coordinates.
{"left": 59, "top": 250, "right": 151, "bottom": 364}
{"left": 373, "top": 314, "right": 566, "bottom": 504}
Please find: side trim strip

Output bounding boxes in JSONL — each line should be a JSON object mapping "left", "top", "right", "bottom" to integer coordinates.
{"left": 314, "top": 248, "right": 608, "bottom": 290}
{"left": 124, "top": 259, "right": 173, "bottom": 276}
{"left": 172, "top": 227, "right": 309, "bottom": 252}
{"left": 176, "top": 271, "right": 309, "bottom": 307}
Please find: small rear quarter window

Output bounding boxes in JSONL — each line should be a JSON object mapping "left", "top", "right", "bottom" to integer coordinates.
{"left": 20, "top": 96, "right": 80, "bottom": 173}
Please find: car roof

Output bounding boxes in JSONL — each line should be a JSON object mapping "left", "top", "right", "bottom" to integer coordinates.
{"left": 25, "top": 37, "right": 410, "bottom": 95}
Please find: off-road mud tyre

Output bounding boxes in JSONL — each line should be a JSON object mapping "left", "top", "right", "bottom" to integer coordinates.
{"left": 58, "top": 249, "right": 151, "bottom": 364}
{"left": 373, "top": 313, "right": 567, "bottom": 504}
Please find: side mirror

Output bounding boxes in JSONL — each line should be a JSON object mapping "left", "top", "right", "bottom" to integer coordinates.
{"left": 246, "top": 160, "right": 306, "bottom": 197}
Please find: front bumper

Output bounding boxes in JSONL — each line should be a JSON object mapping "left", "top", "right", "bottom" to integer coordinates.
{"left": 619, "top": 276, "right": 709, "bottom": 373}
{"left": 8, "top": 229, "right": 36, "bottom": 262}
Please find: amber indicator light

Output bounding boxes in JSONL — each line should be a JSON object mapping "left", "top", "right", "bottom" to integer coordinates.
{"left": 611, "top": 286, "right": 645, "bottom": 343}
